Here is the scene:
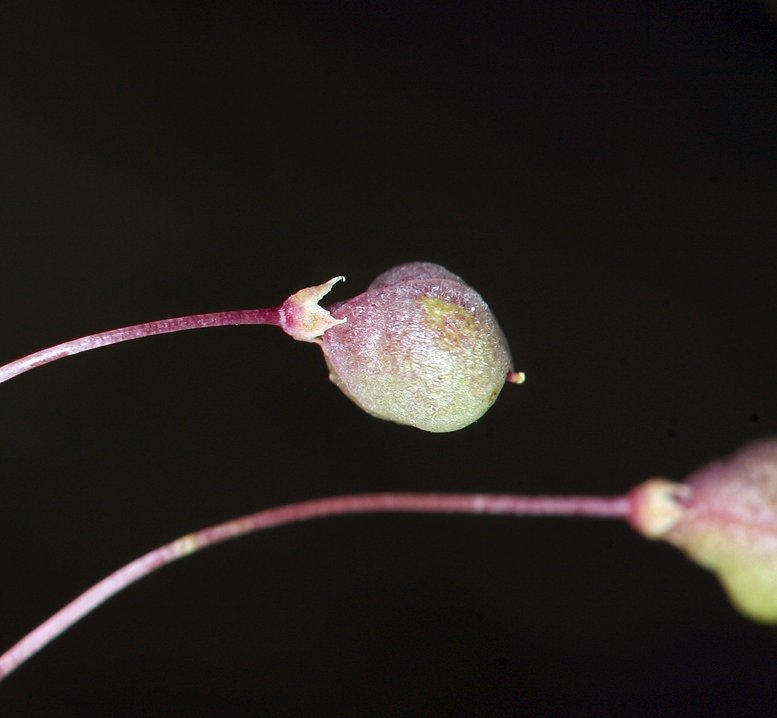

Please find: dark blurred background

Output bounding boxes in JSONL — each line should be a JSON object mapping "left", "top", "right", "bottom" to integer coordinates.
{"left": 1, "top": 2, "right": 776, "bottom": 716}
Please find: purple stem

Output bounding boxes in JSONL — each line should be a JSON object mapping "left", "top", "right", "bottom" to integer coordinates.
{"left": 0, "top": 491, "right": 631, "bottom": 682}
{"left": 0, "top": 308, "right": 282, "bottom": 386}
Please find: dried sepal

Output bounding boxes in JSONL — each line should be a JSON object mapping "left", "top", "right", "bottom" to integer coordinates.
{"left": 279, "top": 276, "right": 346, "bottom": 343}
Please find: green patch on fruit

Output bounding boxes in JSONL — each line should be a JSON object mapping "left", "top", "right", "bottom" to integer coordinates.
{"left": 682, "top": 529, "right": 777, "bottom": 624}
{"left": 418, "top": 294, "right": 478, "bottom": 349}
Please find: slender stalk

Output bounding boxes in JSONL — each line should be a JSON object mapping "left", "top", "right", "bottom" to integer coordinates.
{"left": 0, "top": 491, "right": 631, "bottom": 683}
{"left": 0, "top": 275, "right": 345, "bottom": 386}
{"left": 0, "top": 309, "right": 282, "bottom": 386}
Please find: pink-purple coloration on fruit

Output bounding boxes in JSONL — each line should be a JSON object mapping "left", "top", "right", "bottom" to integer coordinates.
{"left": 319, "top": 262, "right": 517, "bottom": 432}
{"left": 629, "top": 439, "right": 777, "bottom": 623}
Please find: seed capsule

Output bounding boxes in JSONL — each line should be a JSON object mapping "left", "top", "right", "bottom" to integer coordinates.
{"left": 319, "top": 262, "right": 517, "bottom": 432}
{"left": 629, "top": 438, "right": 777, "bottom": 624}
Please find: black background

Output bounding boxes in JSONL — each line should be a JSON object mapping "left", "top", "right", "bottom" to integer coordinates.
{"left": 1, "top": 2, "right": 777, "bottom": 716}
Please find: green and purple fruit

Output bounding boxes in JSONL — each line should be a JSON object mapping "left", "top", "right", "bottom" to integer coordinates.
{"left": 319, "top": 262, "right": 519, "bottom": 432}
{"left": 630, "top": 439, "right": 777, "bottom": 623}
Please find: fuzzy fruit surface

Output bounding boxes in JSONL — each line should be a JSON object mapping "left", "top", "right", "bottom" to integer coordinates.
{"left": 320, "top": 262, "right": 513, "bottom": 432}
